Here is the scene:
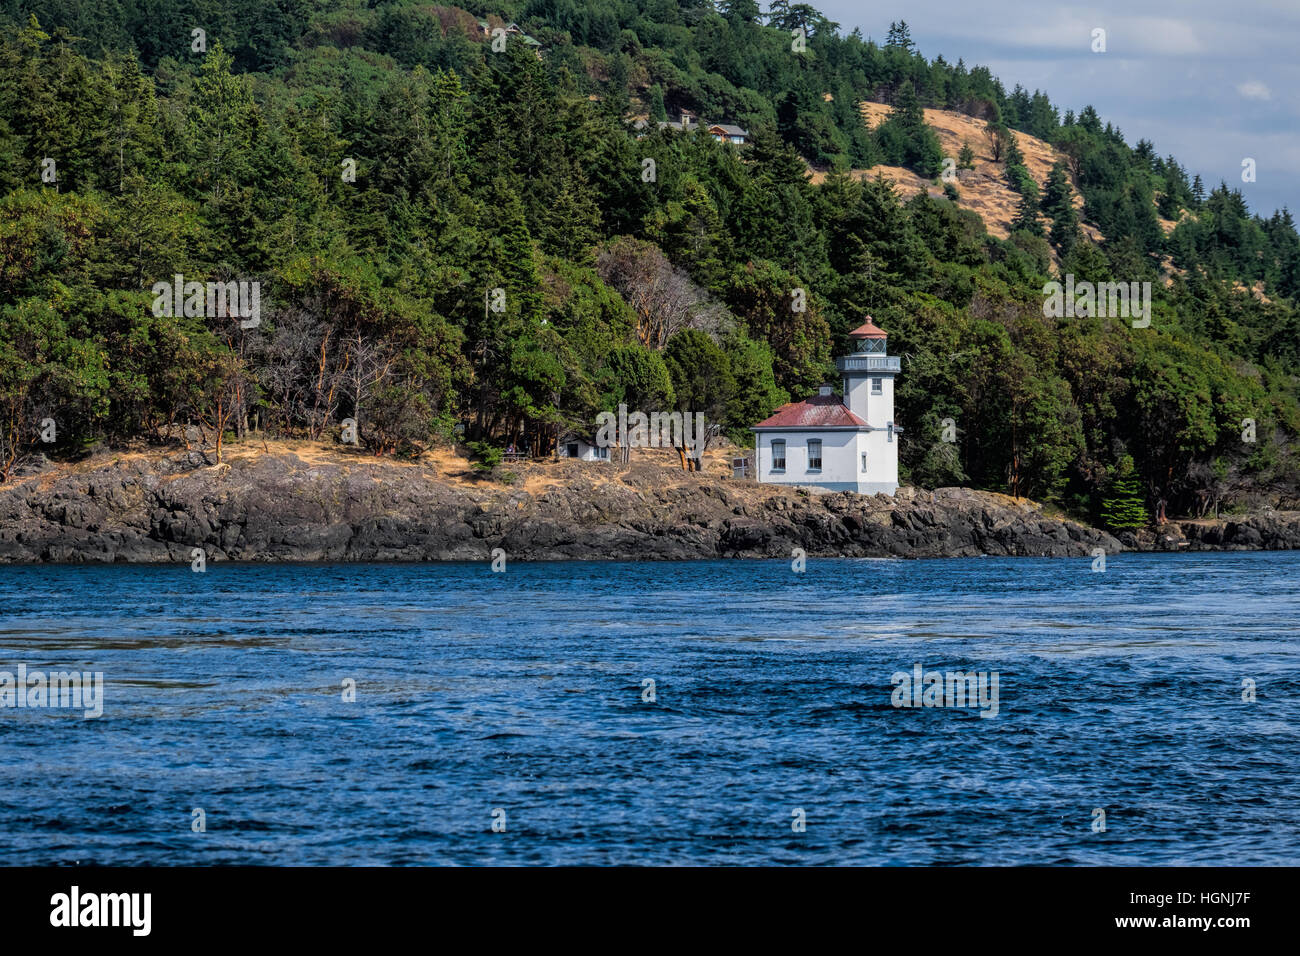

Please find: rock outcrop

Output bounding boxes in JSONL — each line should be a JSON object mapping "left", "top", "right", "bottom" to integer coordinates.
{"left": 9, "top": 447, "right": 1297, "bottom": 563}
{"left": 1123, "top": 513, "right": 1300, "bottom": 551}
{"left": 0, "top": 448, "right": 1133, "bottom": 563}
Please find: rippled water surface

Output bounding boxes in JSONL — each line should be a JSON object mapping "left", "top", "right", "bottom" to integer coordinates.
{"left": 1, "top": 553, "right": 1297, "bottom": 865}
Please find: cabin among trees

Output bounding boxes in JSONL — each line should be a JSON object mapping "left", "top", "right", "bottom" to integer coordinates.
{"left": 634, "top": 113, "right": 749, "bottom": 145}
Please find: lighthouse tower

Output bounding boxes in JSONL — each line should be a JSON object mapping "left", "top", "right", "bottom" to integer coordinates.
{"left": 751, "top": 317, "right": 902, "bottom": 495}
{"left": 839, "top": 318, "right": 902, "bottom": 493}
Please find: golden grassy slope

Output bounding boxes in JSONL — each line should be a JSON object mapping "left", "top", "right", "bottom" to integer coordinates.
{"left": 809, "top": 101, "right": 1100, "bottom": 246}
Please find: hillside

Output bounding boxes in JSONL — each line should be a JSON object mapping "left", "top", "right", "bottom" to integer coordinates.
{"left": 0, "top": 2, "right": 1298, "bottom": 532}
{"left": 826, "top": 101, "right": 1100, "bottom": 245}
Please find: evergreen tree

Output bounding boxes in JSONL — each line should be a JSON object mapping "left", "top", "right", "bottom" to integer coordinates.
{"left": 1049, "top": 200, "right": 1080, "bottom": 256}
{"left": 1041, "top": 160, "right": 1080, "bottom": 253}
{"left": 1100, "top": 457, "right": 1150, "bottom": 530}
{"left": 1010, "top": 182, "right": 1043, "bottom": 237}
{"left": 1041, "top": 160, "right": 1072, "bottom": 215}
{"left": 885, "top": 21, "right": 914, "bottom": 51}
{"left": 1002, "top": 131, "right": 1030, "bottom": 194}
{"left": 875, "top": 80, "right": 943, "bottom": 178}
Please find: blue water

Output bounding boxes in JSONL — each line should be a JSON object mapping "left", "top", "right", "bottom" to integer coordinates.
{"left": 0, "top": 553, "right": 1297, "bottom": 865}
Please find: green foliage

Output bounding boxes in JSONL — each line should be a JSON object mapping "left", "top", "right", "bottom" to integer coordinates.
{"left": 721, "top": 328, "right": 786, "bottom": 443}
{"left": 466, "top": 440, "right": 503, "bottom": 472}
{"left": 1099, "top": 457, "right": 1150, "bottom": 530}
{"left": 0, "top": 5, "right": 1295, "bottom": 516}
{"left": 603, "top": 343, "right": 675, "bottom": 410}
{"left": 664, "top": 328, "right": 734, "bottom": 424}
{"left": 1041, "top": 160, "right": 1080, "bottom": 254}
{"left": 874, "top": 81, "right": 943, "bottom": 178}
{"left": 648, "top": 83, "right": 667, "bottom": 122}
{"left": 1010, "top": 181, "right": 1044, "bottom": 238}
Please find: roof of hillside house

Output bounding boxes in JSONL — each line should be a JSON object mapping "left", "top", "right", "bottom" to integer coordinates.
{"left": 847, "top": 318, "right": 887, "bottom": 338}
{"left": 753, "top": 393, "right": 869, "bottom": 429}
{"left": 709, "top": 123, "right": 749, "bottom": 136}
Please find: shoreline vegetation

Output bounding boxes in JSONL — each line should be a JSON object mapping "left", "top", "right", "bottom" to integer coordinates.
{"left": 2, "top": 9, "right": 1299, "bottom": 535}
{"left": 3, "top": 441, "right": 1298, "bottom": 564}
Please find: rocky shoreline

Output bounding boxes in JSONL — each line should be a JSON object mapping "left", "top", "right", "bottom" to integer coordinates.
{"left": 0, "top": 447, "right": 1296, "bottom": 563}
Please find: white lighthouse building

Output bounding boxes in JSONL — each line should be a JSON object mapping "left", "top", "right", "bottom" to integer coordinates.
{"left": 751, "top": 318, "right": 902, "bottom": 495}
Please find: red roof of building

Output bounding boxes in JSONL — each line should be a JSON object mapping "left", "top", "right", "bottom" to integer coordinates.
{"left": 753, "top": 393, "right": 868, "bottom": 429}
{"left": 847, "top": 318, "right": 887, "bottom": 338}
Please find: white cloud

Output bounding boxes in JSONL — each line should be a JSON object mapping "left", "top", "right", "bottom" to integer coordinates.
{"left": 1125, "top": 18, "right": 1206, "bottom": 56}
{"left": 1236, "top": 80, "right": 1272, "bottom": 100}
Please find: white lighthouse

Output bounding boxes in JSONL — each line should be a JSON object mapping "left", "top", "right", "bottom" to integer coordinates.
{"left": 751, "top": 318, "right": 902, "bottom": 495}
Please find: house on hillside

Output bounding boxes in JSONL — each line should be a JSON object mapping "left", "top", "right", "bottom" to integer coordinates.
{"left": 707, "top": 123, "right": 749, "bottom": 145}
{"left": 751, "top": 318, "right": 902, "bottom": 495}
{"left": 476, "top": 19, "right": 542, "bottom": 51}
{"left": 633, "top": 113, "right": 747, "bottom": 144}
{"left": 634, "top": 112, "right": 697, "bottom": 136}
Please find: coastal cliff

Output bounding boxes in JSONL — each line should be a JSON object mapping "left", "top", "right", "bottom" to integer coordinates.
{"left": 0, "top": 444, "right": 1295, "bottom": 563}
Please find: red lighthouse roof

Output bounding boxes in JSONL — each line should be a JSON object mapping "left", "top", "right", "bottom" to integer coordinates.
{"left": 847, "top": 318, "right": 887, "bottom": 339}
{"left": 753, "top": 393, "right": 868, "bottom": 429}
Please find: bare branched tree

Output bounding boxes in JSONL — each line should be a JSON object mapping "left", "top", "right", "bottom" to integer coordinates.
{"left": 596, "top": 237, "right": 727, "bottom": 349}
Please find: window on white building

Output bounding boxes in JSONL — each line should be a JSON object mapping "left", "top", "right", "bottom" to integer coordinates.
{"left": 861, "top": 452, "right": 868, "bottom": 472}
{"left": 771, "top": 440, "right": 785, "bottom": 471}
{"left": 807, "top": 439, "right": 822, "bottom": 471}
{"left": 594, "top": 445, "right": 608, "bottom": 460}
{"left": 871, "top": 377, "right": 883, "bottom": 395}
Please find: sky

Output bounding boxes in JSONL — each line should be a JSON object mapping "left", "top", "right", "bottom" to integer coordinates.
{"left": 815, "top": 0, "right": 1300, "bottom": 219}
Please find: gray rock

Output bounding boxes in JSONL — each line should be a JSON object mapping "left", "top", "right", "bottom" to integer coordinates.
{"left": 9, "top": 449, "right": 1297, "bottom": 564}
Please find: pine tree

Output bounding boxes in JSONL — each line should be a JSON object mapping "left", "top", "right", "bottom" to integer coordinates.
{"left": 1100, "top": 459, "right": 1150, "bottom": 530}
{"left": 886, "top": 21, "right": 914, "bottom": 51}
{"left": 877, "top": 80, "right": 943, "bottom": 178}
{"left": 1010, "top": 182, "right": 1043, "bottom": 237}
{"left": 1050, "top": 201, "right": 1079, "bottom": 256}
{"left": 1004, "top": 130, "right": 1024, "bottom": 169}
{"left": 1041, "top": 160, "right": 1072, "bottom": 215}
{"left": 1003, "top": 131, "right": 1029, "bottom": 193}
{"left": 1040, "top": 160, "right": 1079, "bottom": 253}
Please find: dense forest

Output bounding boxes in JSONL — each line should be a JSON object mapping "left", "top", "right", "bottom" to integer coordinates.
{"left": 1, "top": 0, "right": 1298, "bottom": 527}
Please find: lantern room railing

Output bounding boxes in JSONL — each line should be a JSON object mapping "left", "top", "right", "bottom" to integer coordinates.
{"left": 836, "top": 355, "right": 901, "bottom": 372}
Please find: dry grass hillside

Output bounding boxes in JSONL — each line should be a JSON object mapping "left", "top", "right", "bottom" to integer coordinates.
{"left": 803, "top": 100, "right": 1267, "bottom": 296}
{"left": 810, "top": 100, "right": 1101, "bottom": 246}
